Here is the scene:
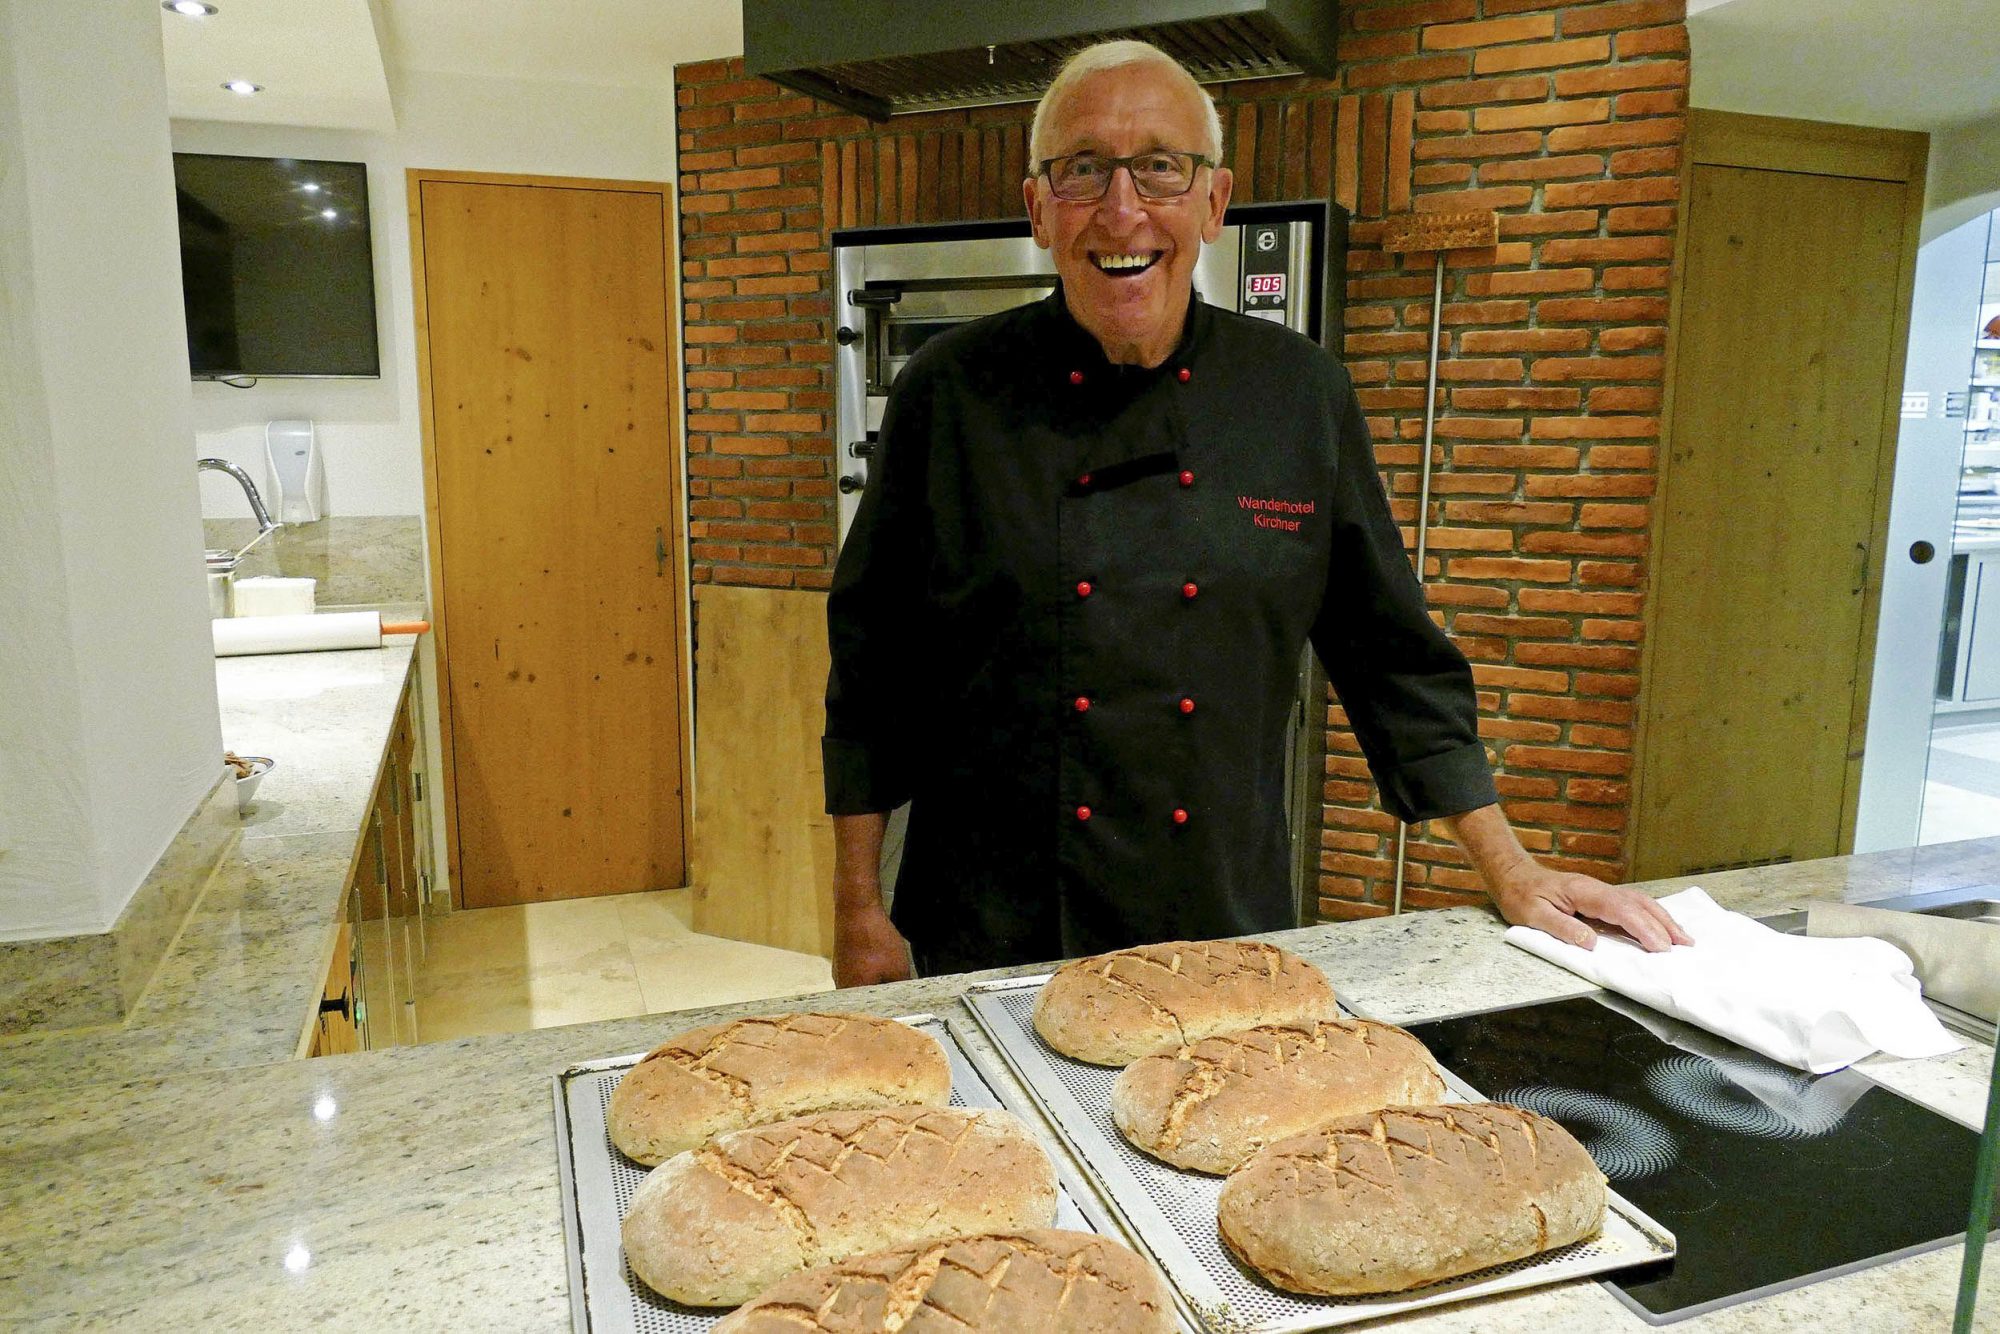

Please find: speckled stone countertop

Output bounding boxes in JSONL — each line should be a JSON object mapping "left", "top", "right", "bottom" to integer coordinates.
{"left": 2, "top": 834, "right": 1996, "bottom": 1329}
{"left": 0, "top": 640, "right": 415, "bottom": 1097}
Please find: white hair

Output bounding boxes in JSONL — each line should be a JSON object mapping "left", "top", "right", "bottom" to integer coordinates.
{"left": 1027, "top": 40, "right": 1224, "bottom": 170}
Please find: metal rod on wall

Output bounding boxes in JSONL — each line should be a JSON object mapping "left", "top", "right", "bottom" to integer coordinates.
{"left": 1378, "top": 211, "right": 1499, "bottom": 916}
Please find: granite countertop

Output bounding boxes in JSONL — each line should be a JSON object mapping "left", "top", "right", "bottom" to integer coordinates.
{"left": 3, "top": 836, "right": 1996, "bottom": 1329}
{"left": 0, "top": 639, "right": 416, "bottom": 1097}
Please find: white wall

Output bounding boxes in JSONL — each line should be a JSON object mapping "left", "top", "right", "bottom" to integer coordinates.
{"left": 0, "top": 0, "right": 223, "bottom": 939}
{"left": 1923, "top": 110, "right": 2000, "bottom": 244}
{"left": 178, "top": 69, "right": 678, "bottom": 522}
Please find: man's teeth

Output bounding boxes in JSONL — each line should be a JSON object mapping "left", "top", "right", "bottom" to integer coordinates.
{"left": 1095, "top": 252, "right": 1156, "bottom": 271}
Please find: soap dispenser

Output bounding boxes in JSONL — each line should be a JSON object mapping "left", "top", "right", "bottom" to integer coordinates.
{"left": 265, "top": 419, "right": 326, "bottom": 524}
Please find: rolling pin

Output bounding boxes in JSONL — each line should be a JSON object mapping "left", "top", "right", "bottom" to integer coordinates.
{"left": 212, "top": 611, "right": 430, "bottom": 657}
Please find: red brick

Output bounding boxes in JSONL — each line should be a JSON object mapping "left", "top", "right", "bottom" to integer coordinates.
{"left": 1499, "top": 210, "right": 1601, "bottom": 237}
{"left": 1449, "top": 444, "right": 1578, "bottom": 468}
{"left": 1461, "top": 328, "right": 1591, "bottom": 354}
{"left": 1589, "top": 385, "right": 1663, "bottom": 411}
{"left": 1601, "top": 326, "right": 1666, "bottom": 352}
{"left": 707, "top": 255, "right": 790, "bottom": 277}
{"left": 1319, "top": 897, "right": 1392, "bottom": 922}
{"left": 1617, "top": 25, "right": 1689, "bottom": 57}
{"left": 732, "top": 95, "right": 818, "bottom": 123}
{"left": 1544, "top": 176, "right": 1679, "bottom": 207}
{"left": 1575, "top": 669, "right": 1642, "bottom": 695}
{"left": 1530, "top": 415, "right": 1657, "bottom": 439}
{"left": 1430, "top": 358, "right": 1527, "bottom": 381}
{"left": 1341, "top": 30, "right": 1422, "bottom": 60}
{"left": 1608, "top": 205, "right": 1677, "bottom": 233}
{"left": 1559, "top": 830, "right": 1627, "bottom": 857}
{"left": 1525, "top": 473, "right": 1655, "bottom": 497}
{"left": 695, "top": 166, "right": 782, "bottom": 192}
{"left": 1424, "top": 14, "right": 1556, "bottom": 48}
{"left": 1416, "top": 111, "right": 1472, "bottom": 135}
{"left": 1481, "top": 717, "right": 1564, "bottom": 741}
{"left": 1465, "top": 269, "right": 1595, "bottom": 296}
{"left": 687, "top": 457, "right": 742, "bottom": 479}
{"left": 1514, "top": 638, "right": 1642, "bottom": 667}
{"left": 1443, "top": 500, "right": 1575, "bottom": 524}
{"left": 1539, "top": 296, "right": 1669, "bottom": 323}
{"left": 735, "top": 230, "right": 822, "bottom": 254}
{"left": 1560, "top": 0, "right": 1685, "bottom": 36}
{"left": 1449, "top": 556, "right": 1574, "bottom": 582}
{"left": 1415, "top": 162, "right": 1476, "bottom": 186}
{"left": 740, "top": 321, "right": 823, "bottom": 343}
{"left": 1554, "top": 60, "right": 1688, "bottom": 95}
{"left": 1435, "top": 299, "right": 1532, "bottom": 325}
{"left": 1616, "top": 90, "right": 1686, "bottom": 118}
{"left": 1549, "top": 118, "right": 1685, "bottom": 152}
{"left": 1578, "top": 562, "right": 1645, "bottom": 587}
{"left": 1480, "top": 154, "right": 1605, "bottom": 182}
{"left": 1509, "top": 694, "right": 1635, "bottom": 724}
{"left": 1345, "top": 53, "right": 1474, "bottom": 88}
{"left": 1568, "top": 777, "right": 1631, "bottom": 803}
{"left": 735, "top": 141, "right": 820, "bottom": 167}
{"left": 1588, "top": 445, "right": 1658, "bottom": 469}
{"left": 1451, "top": 387, "right": 1581, "bottom": 410}
{"left": 1474, "top": 664, "right": 1574, "bottom": 692}
{"left": 1604, "top": 266, "right": 1672, "bottom": 291}
{"left": 1347, "top": 331, "right": 1432, "bottom": 355}
{"left": 1474, "top": 97, "right": 1609, "bottom": 131}
{"left": 1506, "top": 799, "right": 1629, "bottom": 830}
{"left": 1540, "top": 235, "right": 1675, "bottom": 264}
{"left": 1474, "top": 36, "right": 1609, "bottom": 73}
{"left": 1419, "top": 74, "right": 1551, "bottom": 108}
{"left": 1580, "top": 613, "right": 1646, "bottom": 637}
{"left": 1517, "top": 589, "right": 1640, "bottom": 615}
{"left": 741, "top": 544, "right": 825, "bottom": 567}
{"left": 711, "top": 435, "right": 793, "bottom": 457}
{"left": 1502, "top": 745, "right": 1631, "bottom": 775}
{"left": 1413, "top": 131, "right": 1542, "bottom": 161}
{"left": 706, "top": 390, "right": 788, "bottom": 410}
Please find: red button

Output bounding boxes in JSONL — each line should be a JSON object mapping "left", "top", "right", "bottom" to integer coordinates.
{"left": 1178, "top": 469, "right": 1195, "bottom": 487}
{"left": 1077, "top": 472, "right": 1092, "bottom": 487}
{"left": 1182, "top": 581, "right": 1199, "bottom": 600}
{"left": 1072, "top": 695, "right": 1090, "bottom": 713}
{"left": 1172, "top": 807, "right": 1189, "bottom": 825}
{"left": 1076, "top": 580, "right": 1093, "bottom": 598}
{"left": 1068, "top": 370, "right": 1085, "bottom": 386}
{"left": 1075, "top": 804, "right": 1092, "bottom": 822}
{"left": 1177, "top": 368, "right": 1192, "bottom": 383}
{"left": 1178, "top": 696, "right": 1195, "bottom": 715}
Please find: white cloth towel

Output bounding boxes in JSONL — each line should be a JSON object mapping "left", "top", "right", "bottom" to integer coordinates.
{"left": 1504, "top": 887, "right": 1962, "bottom": 1073}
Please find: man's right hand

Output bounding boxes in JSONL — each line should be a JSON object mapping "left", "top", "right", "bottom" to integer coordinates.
{"left": 834, "top": 903, "right": 914, "bottom": 989}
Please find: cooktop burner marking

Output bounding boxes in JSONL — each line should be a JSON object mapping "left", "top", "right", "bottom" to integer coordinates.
{"left": 1492, "top": 1085, "right": 1680, "bottom": 1180}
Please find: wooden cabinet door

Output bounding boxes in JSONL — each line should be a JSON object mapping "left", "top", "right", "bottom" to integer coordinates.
{"left": 1632, "top": 113, "right": 1925, "bottom": 878}
{"left": 413, "top": 173, "right": 689, "bottom": 908}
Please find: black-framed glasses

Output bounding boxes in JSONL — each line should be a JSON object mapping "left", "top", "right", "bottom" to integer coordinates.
{"left": 1038, "top": 150, "right": 1214, "bottom": 202}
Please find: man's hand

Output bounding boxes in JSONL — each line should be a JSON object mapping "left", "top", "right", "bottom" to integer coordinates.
{"left": 834, "top": 903, "right": 915, "bottom": 988}
{"left": 1440, "top": 803, "right": 1691, "bottom": 953}
{"left": 1486, "top": 862, "right": 1692, "bottom": 953}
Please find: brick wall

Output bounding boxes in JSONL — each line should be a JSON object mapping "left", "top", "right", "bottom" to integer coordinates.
{"left": 674, "top": 0, "right": 1690, "bottom": 918}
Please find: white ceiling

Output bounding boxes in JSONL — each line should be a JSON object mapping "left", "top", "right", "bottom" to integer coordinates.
{"left": 161, "top": 0, "right": 395, "bottom": 132}
{"left": 1689, "top": 0, "right": 2000, "bottom": 133}
{"left": 160, "top": 1, "right": 2000, "bottom": 139}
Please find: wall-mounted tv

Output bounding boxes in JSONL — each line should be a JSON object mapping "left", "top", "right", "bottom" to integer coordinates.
{"left": 173, "top": 153, "right": 380, "bottom": 380}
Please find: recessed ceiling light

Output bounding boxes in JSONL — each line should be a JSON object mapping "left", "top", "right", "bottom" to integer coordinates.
{"left": 320, "top": 208, "right": 338, "bottom": 220}
{"left": 300, "top": 182, "right": 321, "bottom": 194}
{"left": 222, "top": 80, "right": 262, "bottom": 96}
{"left": 164, "top": 1, "right": 218, "bottom": 15}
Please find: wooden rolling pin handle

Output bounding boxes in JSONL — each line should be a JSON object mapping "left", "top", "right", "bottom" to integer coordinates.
{"left": 381, "top": 620, "right": 431, "bottom": 636}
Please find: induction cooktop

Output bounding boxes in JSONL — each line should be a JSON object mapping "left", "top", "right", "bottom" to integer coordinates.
{"left": 1404, "top": 993, "right": 1995, "bottom": 1324}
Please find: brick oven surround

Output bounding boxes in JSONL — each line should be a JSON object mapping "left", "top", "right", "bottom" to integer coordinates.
{"left": 673, "top": 0, "right": 1691, "bottom": 919}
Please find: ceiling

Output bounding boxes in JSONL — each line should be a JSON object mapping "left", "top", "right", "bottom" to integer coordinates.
{"left": 1688, "top": 0, "right": 2000, "bottom": 133}
{"left": 160, "top": 1, "right": 2000, "bottom": 138}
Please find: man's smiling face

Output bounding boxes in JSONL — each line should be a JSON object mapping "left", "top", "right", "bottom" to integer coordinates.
{"left": 1024, "top": 62, "right": 1233, "bottom": 368}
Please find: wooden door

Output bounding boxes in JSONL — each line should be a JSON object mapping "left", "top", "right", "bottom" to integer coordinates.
{"left": 413, "top": 174, "right": 689, "bottom": 907}
{"left": 1632, "top": 114, "right": 1925, "bottom": 878}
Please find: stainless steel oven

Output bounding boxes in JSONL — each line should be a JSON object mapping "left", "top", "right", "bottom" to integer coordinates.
{"left": 831, "top": 205, "right": 1345, "bottom": 927}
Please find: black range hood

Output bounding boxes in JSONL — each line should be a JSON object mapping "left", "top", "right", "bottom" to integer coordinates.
{"left": 743, "top": 0, "right": 1340, "bottom": 121}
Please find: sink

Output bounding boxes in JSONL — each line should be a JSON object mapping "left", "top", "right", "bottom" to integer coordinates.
{"left": 1911, "top": 898, "right": 2000, "bottom": 927}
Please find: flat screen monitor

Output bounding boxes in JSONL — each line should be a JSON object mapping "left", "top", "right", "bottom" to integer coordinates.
{"left": 173, "top": 152, "right": 380, "bottom": 379}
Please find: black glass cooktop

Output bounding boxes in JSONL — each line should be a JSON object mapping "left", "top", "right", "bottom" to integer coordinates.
{"left": 1405, "top": 994, "right": 1995, "bottom": 1323}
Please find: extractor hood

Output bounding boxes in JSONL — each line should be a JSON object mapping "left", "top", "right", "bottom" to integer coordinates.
{"left": 742, "top": 1, "right": 1340, "bottom": 121}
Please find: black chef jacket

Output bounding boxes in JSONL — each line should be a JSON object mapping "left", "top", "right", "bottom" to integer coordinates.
{"left": 823, "top": 287, "right": 1496, "bottom": 973}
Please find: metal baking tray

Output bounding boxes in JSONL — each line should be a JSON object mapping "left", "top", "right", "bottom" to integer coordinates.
{"left": 552, "top": 1012, "right": 1125, "bottom": 1334}
{"left": 963, "top": 975, "right": 1679, "bottom": 1333}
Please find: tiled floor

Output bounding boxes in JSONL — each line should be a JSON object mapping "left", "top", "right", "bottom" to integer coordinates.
{"left": 1921, "top": 719, "right": 2000, "bottom": 845}
{"left": 411, "top": 888, "right": 833, "bottom": 1043}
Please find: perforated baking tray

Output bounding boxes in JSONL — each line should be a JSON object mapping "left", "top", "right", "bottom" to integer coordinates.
{"left": 552, "top": 1013, "right": 1124, "bottom": 1334}
{"left": 963, "top": 976, "right": 1679, "bottom": 1333}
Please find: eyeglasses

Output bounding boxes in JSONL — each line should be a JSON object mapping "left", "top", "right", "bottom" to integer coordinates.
{"left": 1038, "top": 150, "right": 1214, "bottom": 202}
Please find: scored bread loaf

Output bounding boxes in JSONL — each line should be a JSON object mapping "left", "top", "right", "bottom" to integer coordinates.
{"left": 607, "top": 1012, "right": 951, "bottom": 1165}
{"left": 1110, "top": 1018, "right": 1448, "bottom": 1173}
{"left": 1217, "top": 1103, "right": 1606, "bottom": 1295}
{"left": 1032, "top": 940, "right": 1338, "bottom": 1065}
{"left": 712, "top": 1229, "right": 1174, "bottom": 1333}
{"left": 621, "top": 1106, "right": 1059, "bottom": 1306}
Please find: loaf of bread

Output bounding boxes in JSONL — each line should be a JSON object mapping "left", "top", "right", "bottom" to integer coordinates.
{"left": 1217, "top": 1103, "right": 1606, "bottom": 1295}
{"left": 1110, "top": 1018, "right": 1448, "bottom": 1173}
{"left": 711, "top": 1229, "right": 1174, "bottom": 1333}
{"left": 1032, "top": 940, "right": 1338, "bottom": 1065}
{"left": 607, "top": 1012, "right": 952, "bottom": 1165}
{"left": 621, "top": 1106, "right": 1060, "bottom": 1306}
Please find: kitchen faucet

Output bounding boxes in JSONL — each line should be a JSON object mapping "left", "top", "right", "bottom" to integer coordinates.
{"left": 200, "top": 458, "right": 282, "bottom": 617}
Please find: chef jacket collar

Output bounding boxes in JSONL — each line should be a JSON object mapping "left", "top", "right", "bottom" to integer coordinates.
{"left": 1037, "top": 282, "right": 1213, "bottom": 385}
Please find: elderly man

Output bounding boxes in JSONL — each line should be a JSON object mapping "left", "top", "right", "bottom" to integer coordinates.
{"left": 823, "top": 40, "right": 1689, "bottom": 986}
